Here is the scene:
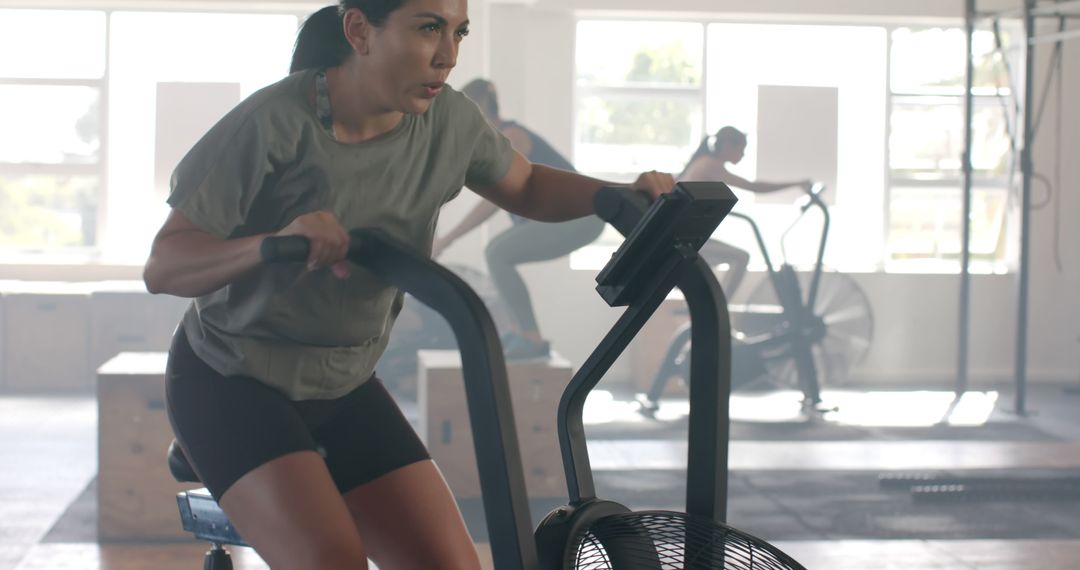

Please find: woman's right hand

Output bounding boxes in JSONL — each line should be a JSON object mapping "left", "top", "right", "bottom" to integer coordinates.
{"left": 276, "top": 210, "right": 351, "bottom": 279}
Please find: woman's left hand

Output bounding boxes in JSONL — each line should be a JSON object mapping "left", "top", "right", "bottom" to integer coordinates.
{"left": 630, "top": 170, "right": 676, "bottom": 199}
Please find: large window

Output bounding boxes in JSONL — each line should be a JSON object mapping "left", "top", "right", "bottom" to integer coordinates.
{"left": 0, "top": 10, "right": 106, "bottom": 252}
{"left": 573, "top": 19, "right": 1019, "bottom": 273}
{"left": 574, "top": 21, "right": 705, "bottom": 178}
{"left": 104, "top": 11, "right": 299, "bottom": 262}
{"left": 886, "top": 27, "right": 1016, "bottom": 271}
{"left": 0, "top": 7, "right": 299, "bottom": 263}
{"left": 703, "top": 23, "right": 887, "bottom": 272}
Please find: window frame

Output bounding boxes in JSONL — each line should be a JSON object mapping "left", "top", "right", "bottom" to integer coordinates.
{"left": 571, "top": 15, "right": 1020, "bottom": 274}
{"left": 0, "top": 4, "right": 309, "bottom": 268}
{"left": 571, "top": 19, "right": 708, "bottom": 177}
{"left": 0, "top": 11, "right": 109, "bottom": 255}
{"left": 883, "top": 24, "right": 1020, "bottom": 271}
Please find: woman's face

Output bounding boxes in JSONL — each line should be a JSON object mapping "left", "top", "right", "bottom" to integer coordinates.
{"left": 348, "top": 0, "right": 470, "bottom": 114}
{"left": 718, "top": 141, "right": 746, "bottom": 164}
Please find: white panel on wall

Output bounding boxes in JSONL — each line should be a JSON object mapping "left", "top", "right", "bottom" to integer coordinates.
{"left": 153, "top": 82, "right": 241, "bottom": 198}
{"left": 755, "top": 84, "right": 838, "bottom": 204}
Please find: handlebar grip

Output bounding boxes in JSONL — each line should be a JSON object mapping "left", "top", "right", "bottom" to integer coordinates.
{"left": 800, "top": 183, "right": 827, "bottom": 213}
{"left": 593, "top": 186, "right": 654, "bottom": 226}
{"left": 260, "top": 235, "right": 310, "bottom": 262}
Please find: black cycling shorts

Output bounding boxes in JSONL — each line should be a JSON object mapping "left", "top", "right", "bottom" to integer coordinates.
{"left": 165, "top": 326, "right": 430, "bottom": 500}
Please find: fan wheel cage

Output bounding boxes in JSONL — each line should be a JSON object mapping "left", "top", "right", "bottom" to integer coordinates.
{"left": 570, "top": 511, "right": 806, "bottom": 570}
{"left": 734, "top": 270, "right": 873, "bottom": 389}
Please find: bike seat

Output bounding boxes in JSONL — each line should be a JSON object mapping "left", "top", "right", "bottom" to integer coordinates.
{"left": 167, "top": 439, "right": 201, "bottom": 483}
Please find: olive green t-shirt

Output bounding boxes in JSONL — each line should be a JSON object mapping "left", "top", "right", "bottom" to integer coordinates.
{"left": 167, "top": 68, "right": 515, "bottom": 400}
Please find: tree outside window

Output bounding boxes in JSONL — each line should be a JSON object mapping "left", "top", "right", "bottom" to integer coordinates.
{"left": 574, "top": 21, "right": 704, "bottom": 177}
{"left": 0, "top": 10, "right": 106, "bottom": 252}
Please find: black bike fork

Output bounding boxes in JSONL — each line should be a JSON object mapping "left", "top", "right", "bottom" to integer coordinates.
{"left": 645, "top": 322, "right": 693, "bottom": 403}
{"left": 775, "top": 265, "right": 822, "bottom": 406}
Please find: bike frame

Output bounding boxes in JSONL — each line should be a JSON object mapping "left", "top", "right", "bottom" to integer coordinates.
{"left": 727, "top": 185, "right": 830, "bottom": 315}
{"left": 643, "top": 186, "right": 834, "bottom": 408}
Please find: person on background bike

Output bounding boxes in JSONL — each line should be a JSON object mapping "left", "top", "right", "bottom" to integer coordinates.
{"left": 679, "top": 126, "right": 812, "bottom": 298}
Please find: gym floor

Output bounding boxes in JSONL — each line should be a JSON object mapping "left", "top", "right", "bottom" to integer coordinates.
{"left": 3, "top": 383, "right": 1079, "bottom": 570}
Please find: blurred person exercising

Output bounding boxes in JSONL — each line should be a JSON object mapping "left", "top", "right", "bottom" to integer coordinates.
{"left": 679, "top": 126, "right": 812, "bottom": 298}
{"left": 433, "top": 78, "right": 606, "bottom": 360}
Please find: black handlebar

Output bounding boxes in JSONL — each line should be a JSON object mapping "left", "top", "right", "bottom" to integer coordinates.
{"left": 799, "top": 182, "right": 828, "bottom": 214}
{"left": 260, "top": 228, "right": 539, "bottom": 569}
{"left": 260, "top": 233, "right": 368, "bottom": 263}
{"left": 259, "top": 234, "right": 312, "bottom": 262}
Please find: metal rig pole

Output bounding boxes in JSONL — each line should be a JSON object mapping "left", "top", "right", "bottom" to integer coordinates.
{"left": 959, "top": 0, "right": 976, "bottom": 397}
{"left": 1015, "top": 0, "right": 1037, "bottom": 414}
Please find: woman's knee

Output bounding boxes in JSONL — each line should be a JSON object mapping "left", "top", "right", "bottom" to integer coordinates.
{"left": 304, "top": 541, "right": 369, "bottom": 570}
{"left": 345, "top": 460, "right": 481, "bottom": 569}
{"left": 242, "top": 512, "right": 369, "bottom": 569}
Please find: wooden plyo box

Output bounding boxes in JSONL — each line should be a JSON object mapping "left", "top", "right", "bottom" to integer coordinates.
{"left": 1, "top": 282, "right": 92, "bottom": 391}
{"left": 417, "top": 350, "right": 570, "bottom": 499}
{"left": 630, "top": 296, "right": 691, "bottom": 397}
{"left": 89, "top": 283, "right": 190, "bottom": 376}
{"left": 97, "top": 352, "right": 198, "bottom": 541}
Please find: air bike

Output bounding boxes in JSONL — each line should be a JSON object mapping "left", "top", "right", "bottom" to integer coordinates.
{"left": 166, "top": 182, "right": 806, "bottom": 569}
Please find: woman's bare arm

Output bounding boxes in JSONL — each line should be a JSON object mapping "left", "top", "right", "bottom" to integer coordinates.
{"left": 143, "top": 209, "right": 349, "bottom": 297}
{"left": 721, "top": 171, "right": 810, "bottom": 193}
{"left": 680, "top": 156, "right": 810, "bottom": 193}
{"left": 143, "top": 210, "right": 266, "bottom": 297}
{"left": 470, "top": 153, "right": 672, "bottom": 223}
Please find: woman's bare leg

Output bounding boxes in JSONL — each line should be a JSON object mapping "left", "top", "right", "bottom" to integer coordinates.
{"left": 217, "top": 450, "right": 368, "bottom": 569}
{"left": 344, "top": 459, "right": 481, "bottom": 570}
{"left": 724, "top": 247, "right": 750, "bottom": 298}
{"left": 485, "top": 215, "right": 606, "bottom": 340}
{"left": 701, "top": 239, "right": 751, "bottom": 298}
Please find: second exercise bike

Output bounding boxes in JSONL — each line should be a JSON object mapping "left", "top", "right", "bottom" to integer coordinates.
{"left": 637, "top": 183, "right": 874, "bottom": 416}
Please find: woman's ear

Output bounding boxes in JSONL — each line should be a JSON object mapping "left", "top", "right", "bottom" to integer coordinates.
{"left": 343, "top": 8, "right": 372, "bottom": 56}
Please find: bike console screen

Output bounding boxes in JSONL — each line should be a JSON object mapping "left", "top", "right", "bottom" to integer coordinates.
{"left": 594, "top": 181, "right": 737, "bottom": 307}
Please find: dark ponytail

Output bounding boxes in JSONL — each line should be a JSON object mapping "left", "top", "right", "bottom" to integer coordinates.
{"left": 291, "top": 6, "right": 348, "bottom": 73}
{"left": 678, "top": 126, "right": 747, "bottom": 177}
{"left": 681, "top": 137, "right": 713, "bottom": 173}
{"left": 290, "top": 1, "right": 408, "bottom": 73}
